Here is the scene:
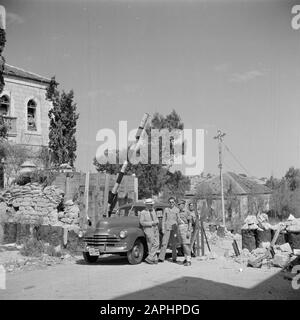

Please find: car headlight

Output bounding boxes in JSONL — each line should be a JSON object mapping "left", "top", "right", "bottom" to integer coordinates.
{"left": 119, "top": 230, "right": 128, "bottom": 239}
{"left": 78, "top": 230, "right": 84, "bottom": 238}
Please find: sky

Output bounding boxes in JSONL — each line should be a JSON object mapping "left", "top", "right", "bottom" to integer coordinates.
{"left": 2, "top": 0, "right": 300, "bottom": 178}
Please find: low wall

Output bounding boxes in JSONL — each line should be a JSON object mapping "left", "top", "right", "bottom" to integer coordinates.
{"left": 0, "top": 222, "right": 84, "bottom": 253}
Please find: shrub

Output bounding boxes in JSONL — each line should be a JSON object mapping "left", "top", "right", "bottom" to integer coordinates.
{"left": 20, "top": 238, "right": 45, "bottom": 257}
{"left": 14, "top": 169, "right": 58, "bottom": 186}
{"left": 20, "top": 238, "right": 62, "bottom": 257}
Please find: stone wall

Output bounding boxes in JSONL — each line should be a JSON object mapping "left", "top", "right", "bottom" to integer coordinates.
{"left": 0, "top": 183, "right": 80, "bottom": 227}
{"left": 0, "top": 222, "right": 84, "bottom": 253}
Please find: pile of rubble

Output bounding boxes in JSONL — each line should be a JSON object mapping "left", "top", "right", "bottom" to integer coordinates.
{"left": 245, "top": 242, "right": 299, "bottom": 269}
{"left": 241, "top": 213, "right": 273, "bottom": 231}
{"left": 239, "top": 214, "right": 300, "bottom": 269}
{"left": 0, "top": 183, "right": 80, "bottom": 227}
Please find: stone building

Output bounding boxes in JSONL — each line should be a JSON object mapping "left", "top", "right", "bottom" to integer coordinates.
{"left": 0, "top": 64, "right": 52, "bottom": 186}
{"left": 1, "top": 64, "right": 51, "bottom": 146}
{"left": 185, "top": 171, "right": 272, "bottom": 231}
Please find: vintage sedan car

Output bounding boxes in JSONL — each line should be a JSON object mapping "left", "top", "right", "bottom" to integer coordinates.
{"left": 81, "top": 201, "right": 168, "bottom": 265}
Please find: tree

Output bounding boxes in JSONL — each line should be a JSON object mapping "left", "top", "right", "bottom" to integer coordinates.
{"left": 0, "top": 116, "right": 8, "bottom": 140}
{"left": 269, "top": 177, "right": 300, "bottom": 220}
{"left": 46, "top": 77, "right": 79, "bottom": 168}
{"left": 265, "top": 175, "right": 280, "bottom": 190}
{"left": 94, "top": 110, "right": 190, "bottom": 199}
{"left": 284, "top": 167, "right": 300, "bottom": 191}
{"left": 0, "top": 142, "right": 29, "bottom": 186}
{"left": 161, "top": 170, "right": 190, "bottom": 201}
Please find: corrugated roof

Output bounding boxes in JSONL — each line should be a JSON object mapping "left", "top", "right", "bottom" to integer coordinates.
{"left": 189, "top": 172, "right": 272, "bottom": 198}
{"left": 3, "top": 64, "right": 51, "bottom": 84}
{"left": 227, "top": 172, "right": 271, "bottom": 194}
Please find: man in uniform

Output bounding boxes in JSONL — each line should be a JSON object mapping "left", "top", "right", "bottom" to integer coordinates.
{"left": 158, "top": 196, "right": 179, "bottom": 263}
{"left": 177, "top": 199, "right": 192, "bottom": 266}
{"left": 139, "top": 198, "right": 160, "bottom": 264}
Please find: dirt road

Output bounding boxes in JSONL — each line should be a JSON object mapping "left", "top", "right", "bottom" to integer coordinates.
{"left": 0, "top": 253, "right": 299, "bottom": 300}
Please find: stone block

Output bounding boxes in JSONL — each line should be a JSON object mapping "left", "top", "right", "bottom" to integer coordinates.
{"left": 273, "top": 253, "right": 291, "bottom": 268}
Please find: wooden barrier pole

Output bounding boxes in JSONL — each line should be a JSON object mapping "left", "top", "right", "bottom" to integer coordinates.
{"left": 194, "top": 200, "right": 200, "bottom": 257}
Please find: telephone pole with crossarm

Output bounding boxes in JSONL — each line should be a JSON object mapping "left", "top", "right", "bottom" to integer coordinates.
{"left": 214, "top": 130, "right": 226, "bottom": 229}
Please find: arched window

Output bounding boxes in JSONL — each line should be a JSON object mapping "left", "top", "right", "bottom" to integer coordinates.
{"left": 0, "top": 95, "right": 10, "bottom": 116}
{"left": 27, "top": 99, "right": 37, "bottom": 131}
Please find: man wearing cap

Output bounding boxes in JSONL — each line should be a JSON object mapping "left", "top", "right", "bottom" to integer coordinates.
{"left": 158, "top": 196, "right": 179, "bottom": 263}
{"left": 139, "top": 198, "right": 160, "bottom": 264}
{"left": 177, "top": 199, "right": 192, "bottom": 266}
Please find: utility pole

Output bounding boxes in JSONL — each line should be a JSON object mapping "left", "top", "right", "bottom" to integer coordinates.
{"left": 214, "top": 130, "right": 226, "bottom": 229}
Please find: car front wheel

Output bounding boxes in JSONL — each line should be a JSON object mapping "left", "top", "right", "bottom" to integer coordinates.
{"left": 83, "top": 251, "right": 99, "bottom": 263}
{"left": 127, "top": 239, "right": 144, "bottom": 265}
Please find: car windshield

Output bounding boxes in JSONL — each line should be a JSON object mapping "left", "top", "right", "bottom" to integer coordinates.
{"left": 116, "top": 205, "right": 165, "bottom": 218}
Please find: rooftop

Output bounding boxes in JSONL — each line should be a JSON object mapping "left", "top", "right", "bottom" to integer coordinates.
{"left": 3, "top": 64, "right": 51, "bottom": 85}
{"left": 187, "top": 172, "right": 272, "bottom": 198}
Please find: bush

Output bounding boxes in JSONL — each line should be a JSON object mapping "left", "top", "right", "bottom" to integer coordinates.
{"left": 20, "top": 238, "right": 62, "bottom": 257}
{"left": 14, "top": 169, "right": 58, "bottom": 186}
{"left": 20, "top": 238, "right": 45, "bottom": 257}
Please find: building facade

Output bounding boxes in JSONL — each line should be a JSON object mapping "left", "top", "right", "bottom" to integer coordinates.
{"left": 0, "top": 64, "right": 52, "bottom": 186}
{"left": 1, "top": 64, "right": 51, "bottom": 147}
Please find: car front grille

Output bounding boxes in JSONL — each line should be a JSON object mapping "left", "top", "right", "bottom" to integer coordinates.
{"left": 84, "top": 234, "right": 121, "bottom": 246}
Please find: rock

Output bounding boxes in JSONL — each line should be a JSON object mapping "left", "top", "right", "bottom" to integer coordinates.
{"left": 272, "top": 252, "right": 291, "bottom": 268}
{"left": 279, "top": 243, "right": 293, "bottom": 254}
{"left": 241, "top": 248, "right": 250, "bottom": 256}
{"left": 64, "top": 200, "right": 74, "bottom": 206}
{"left": 54, "top": 245, "right": 61, "bottom": 254}
{"left": 287, "top": 214, "right": 296, "bottom": 221}
{"left": 58, "top": 212, "right": 65, "bottom": 219}
{"left": 252, "top": 248, "right": 267, "bottom": 255}
{"left": 207, "top": 252, "right": 218, "bottom": 260}
{"left": 259, "top": 242, "right": 270, "bottom": 249}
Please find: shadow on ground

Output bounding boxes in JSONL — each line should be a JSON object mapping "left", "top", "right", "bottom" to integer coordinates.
{"left": 112, "top": 271, "right": 299, "bottom": 300}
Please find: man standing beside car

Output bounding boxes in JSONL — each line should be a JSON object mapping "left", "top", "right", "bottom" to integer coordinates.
{"left": 177, "top": 199, "right": 192, "bottom": 266}
{"left": 139, "top": 198, "right": 160, "bottom": 264}
{"left": 158, "top": 196, "right": 179, "bottom": 263}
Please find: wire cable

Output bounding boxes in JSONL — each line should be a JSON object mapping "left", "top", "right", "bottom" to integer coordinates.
{"left": 223, "top": 143, "right": 253, "bottom": 177}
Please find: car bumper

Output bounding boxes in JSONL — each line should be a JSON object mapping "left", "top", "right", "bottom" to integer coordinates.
{"left": 84, "top": 243, "right": 130, "bottom": 254}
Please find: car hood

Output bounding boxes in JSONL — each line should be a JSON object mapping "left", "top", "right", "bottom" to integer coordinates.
{"left": 95, "top": 216, "right": 140, "bottom": 232}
